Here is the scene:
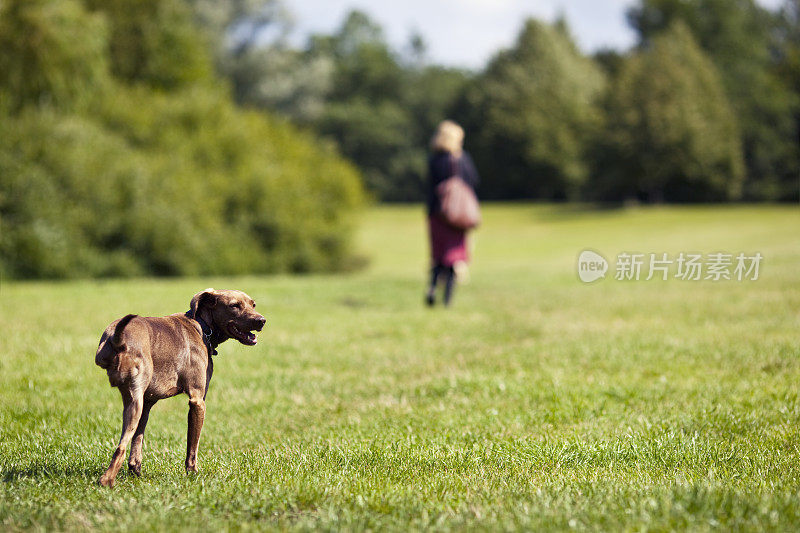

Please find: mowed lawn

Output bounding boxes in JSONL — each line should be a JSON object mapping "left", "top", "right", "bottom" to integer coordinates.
{"left": 1, "top": 204, "right": 799, "bottom": 531}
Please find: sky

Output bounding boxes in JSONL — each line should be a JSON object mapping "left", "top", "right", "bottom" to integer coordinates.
{"left": 286, "top": 0, "right": 786, "bottom": 69}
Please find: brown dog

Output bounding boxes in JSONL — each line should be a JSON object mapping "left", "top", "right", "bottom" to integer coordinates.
{"left": 94, "top": 288, "right": 265, "bottom": 487}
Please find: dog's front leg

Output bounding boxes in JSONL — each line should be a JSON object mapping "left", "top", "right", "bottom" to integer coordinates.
{"left": 185, "top": 393, "right": 206, "bottom": 473}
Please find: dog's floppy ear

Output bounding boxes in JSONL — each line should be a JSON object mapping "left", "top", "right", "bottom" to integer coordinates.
{"left": 189, "top": 288, "right": 217, "bottom": 318}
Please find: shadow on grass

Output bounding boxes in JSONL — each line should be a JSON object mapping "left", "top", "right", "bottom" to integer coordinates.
{"left": 2, "top": 462, "right": 101, "bottom": 483}
{"left": 529, "top": 202, "right": 631, "bottom": 222}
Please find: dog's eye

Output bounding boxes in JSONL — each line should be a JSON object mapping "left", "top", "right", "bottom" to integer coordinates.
{"left": 231, "top": 302, "right": 241, "bottom": 310}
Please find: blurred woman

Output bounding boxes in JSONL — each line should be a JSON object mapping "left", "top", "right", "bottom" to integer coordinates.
{"left": 425, "top": 120, "right": 480, "bottom": 307}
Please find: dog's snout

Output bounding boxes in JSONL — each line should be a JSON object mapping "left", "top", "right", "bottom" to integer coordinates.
{"left": 255, "top": 315, "right": 266, "bottom": 330}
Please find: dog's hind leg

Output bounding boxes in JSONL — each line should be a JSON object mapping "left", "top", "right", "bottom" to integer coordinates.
{"left": 99, "top": 387, "right": 144, "bottom": 487}
{"left": 128, "top": 400, "right": 155, "bottom": 477}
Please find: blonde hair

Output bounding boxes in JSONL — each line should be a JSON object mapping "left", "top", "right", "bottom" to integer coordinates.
{"left": 430, "top": 120, "right": 464, "bottom": 155}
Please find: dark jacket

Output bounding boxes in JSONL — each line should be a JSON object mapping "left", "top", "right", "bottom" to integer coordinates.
{"left": 426, "top": 150, "right": 480, "bottom": 216}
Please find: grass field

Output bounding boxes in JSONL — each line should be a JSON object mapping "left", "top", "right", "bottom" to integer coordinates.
{"left": 1, "top": 204, "right": 799, "bottom": 531}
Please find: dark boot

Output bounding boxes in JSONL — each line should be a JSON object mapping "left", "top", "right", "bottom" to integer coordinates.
{"left": 443, "top": 266, "right": 456, "bottom": 307}
{"left": 426, "top": 265, "right": 442, "bottom": 306}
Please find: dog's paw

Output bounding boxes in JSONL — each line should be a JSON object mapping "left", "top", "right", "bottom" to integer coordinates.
{"left": 98, "top": 474, "right": 115, "bottom": 488}
{"left": 128, "top": 462, "right": 142, "bottom": 477}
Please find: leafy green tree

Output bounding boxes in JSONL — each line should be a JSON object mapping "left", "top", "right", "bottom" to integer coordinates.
{"left": 82, "top": 0, "right": 213, "bottom": 89}
{"left": 458, "top": 19, "right": 605, "bottom": 200}
{"left": 775, "top": 1, "right": 800, "bottom": 90}
{"left": 596, "top": 23, "right": 744, "bottom": 201}
{"left": 186, "top": 0, "right": 289, "bottom": 49}
{"left": 0, "top": 0, "right": 109, "bottom": 113}
{"left": 773, "top": 0, "right": 800, "bottom": 200}
{"left": 187, "top": 0, "right": 334, "bottom": 122}
{"left": 188, "top": 5, "right": 470, "bottom": 201}
{"left": 593, "top": 48, "right": 626, "bottom": 79}
{"left": 227, "top": 46, "right": 335, "bottom": 123}
{"left": 776, "top": 1, "right": 800, "bottom": 84}
{"left": 628, "top": 0, "right": 799, "bottom": 200}
{"left": 309, "top": 11, "right": 428, "bottom": 200}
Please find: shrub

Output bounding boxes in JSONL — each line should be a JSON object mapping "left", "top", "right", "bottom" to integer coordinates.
{"left": 0, "top": 89, "right": 364, "bottom": 279}
{"left": 0, "top": 0, "right": 365, "bottom": 279}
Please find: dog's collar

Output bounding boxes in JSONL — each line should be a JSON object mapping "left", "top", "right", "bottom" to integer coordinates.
{"left": 192, "top": 315, "right": 218, "bottom": 356}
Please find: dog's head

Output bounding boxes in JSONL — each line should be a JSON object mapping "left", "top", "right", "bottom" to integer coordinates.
{"left": 189, "top": 288, "right": 266, "bottom": 346}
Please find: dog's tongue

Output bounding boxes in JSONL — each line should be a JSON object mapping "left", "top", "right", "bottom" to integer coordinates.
{"left": 246, "top": 331, "right": 257, "bottom": 344}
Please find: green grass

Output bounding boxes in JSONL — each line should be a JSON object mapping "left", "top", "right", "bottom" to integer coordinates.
{"left": 1, "top": 204, "right": 799, "bottom": 531}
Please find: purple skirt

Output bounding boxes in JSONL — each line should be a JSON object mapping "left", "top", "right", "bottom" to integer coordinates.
{"left": 429, "top": 215, "right": 468, "bottom": 267}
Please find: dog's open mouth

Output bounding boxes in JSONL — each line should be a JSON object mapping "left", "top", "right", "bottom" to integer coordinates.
{"left": 228, "top": 323, "right": 259, "bottom": 346}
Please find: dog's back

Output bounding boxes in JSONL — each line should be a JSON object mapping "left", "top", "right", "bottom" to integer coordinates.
{"left": 95, "top": 313, "right": 204, "bottom": 392}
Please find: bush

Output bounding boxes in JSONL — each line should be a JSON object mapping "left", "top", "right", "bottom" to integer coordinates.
{"left": 0, "top": 88, "right": 364, "bottom": 279}
{"left": 0, "top": 112, "right": 141, "bottom": 277}
{"left": 0, "top": 0, "right": 365, "bottom": 280}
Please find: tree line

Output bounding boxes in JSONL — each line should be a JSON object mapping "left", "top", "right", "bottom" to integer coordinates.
{"left": 216, "top": 0, "right": 799, "bottom": 203}
{"left": 1, "top": 0, "right": 796, "bottom": 279}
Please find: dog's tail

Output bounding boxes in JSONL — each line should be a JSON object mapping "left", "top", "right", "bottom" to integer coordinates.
{"left": 111, "top": 314, "right": 137, "bottom": 352}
